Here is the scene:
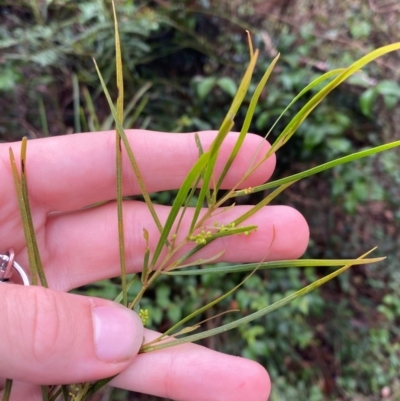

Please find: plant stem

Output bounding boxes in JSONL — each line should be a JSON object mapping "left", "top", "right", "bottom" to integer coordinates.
{"left": 1, "top": 380, "right": 12, "bottom": 401}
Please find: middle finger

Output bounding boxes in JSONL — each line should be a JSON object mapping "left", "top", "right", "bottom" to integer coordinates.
{"left": 43, "top": 201, "right": 309, "bottom": 291}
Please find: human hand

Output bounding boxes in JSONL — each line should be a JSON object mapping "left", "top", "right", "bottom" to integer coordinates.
{"left": 0, "top": 130, "right": 309, "bottom": 401}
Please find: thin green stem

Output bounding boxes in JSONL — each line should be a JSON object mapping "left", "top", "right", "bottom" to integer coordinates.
{"left": 1, "top": 380, "right": 12, "bottom": 401}
{"left": 41, "top": 386, "right": 49, "bottom": 401}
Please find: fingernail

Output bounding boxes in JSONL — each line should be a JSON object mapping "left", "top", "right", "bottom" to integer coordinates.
{"left": 92, "top": 305, "right": 142, "bottom": 363}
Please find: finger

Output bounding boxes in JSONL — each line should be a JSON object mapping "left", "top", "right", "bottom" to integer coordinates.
{"left": 2, "top": 130, "right": 275, "bottom": 212}
{"left": 0, "top": 285, "right": 143, "bottom": 384}
{"left": 43, "top": 203, "right": 309, "bottom": 291}
{"left": 111, "top": 330, "right": 271, "bottom": 401}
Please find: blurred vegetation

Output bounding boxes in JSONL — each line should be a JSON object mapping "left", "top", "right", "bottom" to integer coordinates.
{"left": 1, "top": 0, "right": 400, "bottom": 400}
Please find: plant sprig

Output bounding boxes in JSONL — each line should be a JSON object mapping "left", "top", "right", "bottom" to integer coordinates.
{"left": 7, "top": 1, "right": 400, "bottom": 400}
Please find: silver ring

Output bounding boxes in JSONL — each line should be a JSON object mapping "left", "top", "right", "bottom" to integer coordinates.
{"left": 0, "top": 249, "right": 30, "bottom": 286}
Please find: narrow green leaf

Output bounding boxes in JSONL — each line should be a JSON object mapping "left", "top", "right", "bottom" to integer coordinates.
{"left": 189, "top": 118, "right": 234, "bottom": 232}
{"left": 113, "top": 0, "right": 123, "bottom": 125}
{"left": 20, "top": 139, "right": 47, "bottom": 287}
{"left": 237, "top": 141, "right": 400, "bottom": 196}
{"left": 263, "top": 68, "right": 346, "bottom": 142}
{"left": 9, "top": 141, "right": 47, "bottom": 287}
{"left": 216, "top": 54, "right": 280, "bottom": 191}
{"left": 219, "top": 51, "right": 259, "bottom": 140}
{"left": 174, "top": 172, "right": 204, "bottom": 237}
{"left": 9, "top": 148, "right": 37, "bottom": 285}
{"left": 246, "top": 30, "right": 254, "bottom": 59}
{"left": 225, "top": 69, "right": 348, "bottom": 193}
{"left": 189, "top": 51, "right": 259, "bottom": 229}
{"left": 142, "top": 248, "right": 150, "bottom": 285}
{"left": 141, "top": 249, "right": 377, "bottom": 352}
{"left": 93, "top": 59, "right": 164, "bottom": 237}
{"left": 268, "top": 43, "right": 400, "bottom": 155}
{"left": 166, "top": 257, "right": 385, "bottom": 275}
{"left": 112, "top": 0, "right": 127, "bottom": 307}
{"left": 151, "top": 151, "right": 210, "bottom": 267}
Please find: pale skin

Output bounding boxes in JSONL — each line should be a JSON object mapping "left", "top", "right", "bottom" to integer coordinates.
{"left": 0, "top": 130, "right": 309, "bottom": 401}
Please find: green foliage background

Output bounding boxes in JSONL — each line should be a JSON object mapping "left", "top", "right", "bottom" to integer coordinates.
{"left": 1, "top": 1, "right": 400, "bottom": 400}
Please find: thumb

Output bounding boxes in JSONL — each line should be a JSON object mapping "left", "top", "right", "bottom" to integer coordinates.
{"left": 0, "top": 284, "right": 143, "bottom": 384}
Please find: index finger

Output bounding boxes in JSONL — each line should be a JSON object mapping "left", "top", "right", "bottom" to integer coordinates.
{"left": 2, "top": 130, "right": 276, "bottom": 213}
